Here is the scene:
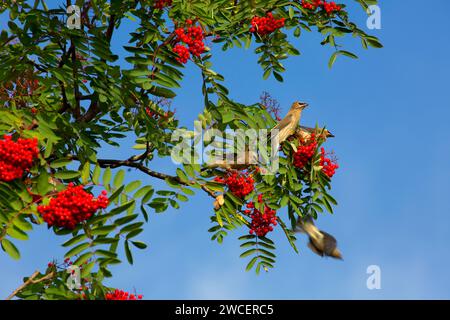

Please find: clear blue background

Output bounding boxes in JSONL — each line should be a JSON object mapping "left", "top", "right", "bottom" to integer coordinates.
{"left": 1, "top": 0, "right": 450, "bottom": 299}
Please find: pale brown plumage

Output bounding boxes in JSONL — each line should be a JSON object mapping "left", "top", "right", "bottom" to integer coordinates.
{"left": 295, "top": 126, "right": 334, "bottom": 142}
{"left": 213, "top": 194, "right": 225, "bottom": 210}
{"left": 270, "top": 101, "right": 308, "bottom": 144}
{"left": 204, "top": 147, "right": 258, "bottom": 171}
{"left": 295, "top": 216, "right": 342, "bottom": 260}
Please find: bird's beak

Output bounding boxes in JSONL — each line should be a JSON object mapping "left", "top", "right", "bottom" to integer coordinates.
{"left": 302, "top": 103, "right": 309, "bottom": 109}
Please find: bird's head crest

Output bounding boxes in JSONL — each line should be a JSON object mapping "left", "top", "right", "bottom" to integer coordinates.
{"left": 292, "top": 101, "right": 309, "bottom": 110}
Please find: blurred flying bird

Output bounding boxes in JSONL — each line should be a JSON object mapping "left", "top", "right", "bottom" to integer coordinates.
{"left": 270, "top": 101, "right": 308, "bottom": 144}
{"left": 295, "top": 216, "right": 342, "bottom": 260}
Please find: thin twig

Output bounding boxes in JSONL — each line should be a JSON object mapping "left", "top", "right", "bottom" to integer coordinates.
{"left": 6, "top": 271, "right": 56, "bottom": 300}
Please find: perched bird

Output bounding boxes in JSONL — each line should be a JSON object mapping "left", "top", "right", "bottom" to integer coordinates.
{"left": 203, "top": 147, "right": 258, "bottom": 171}
{"left": 213, "top": 194, "right": 225, "bottom": 210}
{"left": 295, "top": 216, "right": 343, "bottom": 260}
{"left": 270, "top": 101, "right": 308, "bottom": 145}
{"left": 295, "top": 126, "right": 334, "bottom": 141}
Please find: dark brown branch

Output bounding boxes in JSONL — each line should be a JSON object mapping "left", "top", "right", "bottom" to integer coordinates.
{"left": 69, "top": 154, "right": 217, "bottom": 199}
{"left": 106, "top": 15, "right": 116, "bottom": 42}
{"left": 78, "top": 14, "right": 116, "bottom": 123}
{"left": 69, "top": 41, "right": 81, "bottom": 118}
{"left": 57, "top": 42, "right": 73, "bottom": 113}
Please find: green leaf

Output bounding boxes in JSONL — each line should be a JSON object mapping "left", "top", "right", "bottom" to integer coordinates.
{"left": 124, "top": 241, "right": 133, "bottom": 264}
{"left": 92, "top": 165, "right": 101, "bottom": 185}
{"left": 246, "top": 256, "right": 259, "bottom": 271}
{"left": 109, "top": 200, "right": 135, "bottom": 215}
{"left": 73, "top": 251, "right": 94, "bottom": 266}
{"left": 53, "top": 171, "right": 81, "bottom": 180}
{"left": 176, "top": 168, "right": 189, "bottom": 183}
{"left": 64, "top": 242, "right": 90, "bottom": 258}
{"left": 103, "top": 167, "right": 112, "bottom": 187}
{"left": 329, "top": 50, "right": 358, "bottom": 68}
{"left": 289, "top": 7, "right": 295, "bottom": 19}
{"left": 1, "top": 239, "right": 20, "bottom": 260}
{"left": 113, "top": 170, "right": 125, "bottom": 188}
{"left": 37, "top": 171, "right": 52, "bottom": 196}
{"left": 134, "top": 185, "right": 153, "bottom": 199}
{"left": 240, "top": 248, "right": 258, "bottom": 258}
{"left": 81, "top": 162, "right": 90, "bottom": 184}
{"left": 108, "top": 185, "right": 125, "bottom": 204}
{"left": 124, "top": 180, "right": 141, "bottom": 193}
{"left": 49, "top": 158, "right": 72, "bottom": 169}
{"left": 7, "top": 227, "right": 29, "bottom": 241}
{"left": 120, "top": 222, "right": 144, "bottom": 234}
{"left": 62, "top": 234, "right": 87, "bottom": 247}
{"left": 91, "top": 225, "right": 116, "bottom": 236}
{"left": 131, "top": 241, "right": 147, "bottom": 249}
{"left": 81, "top": 261, "right": 95, "bottom": 278}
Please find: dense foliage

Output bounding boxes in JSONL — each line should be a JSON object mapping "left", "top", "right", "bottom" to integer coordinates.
{"left": 0, "top": 0, "right": 380, "bottom": 300}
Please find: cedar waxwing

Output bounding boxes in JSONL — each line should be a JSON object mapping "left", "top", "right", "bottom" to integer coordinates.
{"left": 295, "top": 216, "right": 343, "bottom": 260}
{"left": 213, "top": 194, "right": 225, "bottom": 210}
{"left": 270, "top": 101, "right": 308, "bottom": 145}
{"left": 204, "top": 147, "right": 258, "bottom": 170}
{"left": 295, "top": 126, "right": 335, "bottom": 141}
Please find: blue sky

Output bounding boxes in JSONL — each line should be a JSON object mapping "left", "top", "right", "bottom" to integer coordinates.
{"left": 1, "top": 0, "right": 450, "bottom": 299}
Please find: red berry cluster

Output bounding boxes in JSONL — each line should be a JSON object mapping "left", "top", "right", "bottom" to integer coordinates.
{"left": 244, "top": 194, "right": 277, "bottom": 237}
{"left": 173, "top": 20, "right": 205, "bottom": 64}
{"left": 154, "top": 0, "right": 172, "bottom": 10}
{"left": 249, "top": 12, "right": 285, "bottom": 35}
{"left": 302, "top": 0, "right": 342, "bottom": 14}
{"left": 214, "top": 170, "right": 254, "bottom": 199}
{"left": 320, "top": 147, "right": 339, "bottom": 178}
{"left": 293, "top": 133, "right": 318, "bottom": 169}
{"left": 105, "top": 289, "right": 143, "bottom": 300}
{"left": 37, "top": 184, "right": 109, "bottom": 229}
{"left": 0, "top": 135, "right": 39, "bottom": 182}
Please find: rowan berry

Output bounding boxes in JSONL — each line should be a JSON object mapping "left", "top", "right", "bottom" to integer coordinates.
{"left": 105, "top": 289, "right": 143, "bottom": 300}
{"left": 293, "top": 133, "right": 318, "bottom": 169}
{"left": 250, "top": 12, "right": 285, "bottom": 36}
{"left": 214, "top": 170, "right": 254, "bottom": 199}
{"left": 172, "top": 22, "right": 206, "bottom": 64}
{"left": 320, "top": 147, "right": 339, "bottom": 178}
{"left": 154, "top": 0, "right": 172, "bottom": 10}
{"left": 301, "top": 0, "right": 342, "bottom": 15}
{"left": 173, "top": 44, "right": 190, "bottom": 64}
{"left": 0, "top": 135, "right": 39, "bottom": 182}
{"left": 245, "top": 196, "right": 277, "bottom": 237}
{"left": 37, "top": 184, "right": 109, "bottom": 229}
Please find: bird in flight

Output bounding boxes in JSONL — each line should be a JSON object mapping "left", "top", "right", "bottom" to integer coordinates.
{"left": 295, "top": 216, "right": 343, "bottom": 260}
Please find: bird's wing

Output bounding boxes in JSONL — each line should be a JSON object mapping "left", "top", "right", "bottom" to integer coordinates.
{"left": 319, "top": 230, "right": 338, "bottom": 256}
{"left": 307, "top": 240, "right": 324, "bottom": 257}
{"left": 296, "top": 216, "right": 323, "bottom": 239}
{"left": 272, "top": 113, "right": 294, "bottom": 132}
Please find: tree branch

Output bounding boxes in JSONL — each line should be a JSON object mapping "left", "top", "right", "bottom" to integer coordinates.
{"left": 78, "top": 14, "right": 116, "bottom": 123}
{"left": 6, "top": 271, "right": 56, "bottom": 300}
{"left": 69, "top": 154, "right": 217, "bottom": 199}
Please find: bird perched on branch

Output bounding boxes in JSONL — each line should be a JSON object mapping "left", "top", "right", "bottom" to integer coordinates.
{"left": 295, "top": 126, "right": 334, "bottom": 142}
{"left": 295, "top": 216, "right": 342, "bottom": 260}
{"left": 270, "top": 101, "right": 308, "bottom": 144}
{"left": 203, "top": 147, "right": 258, "bottom": 171}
